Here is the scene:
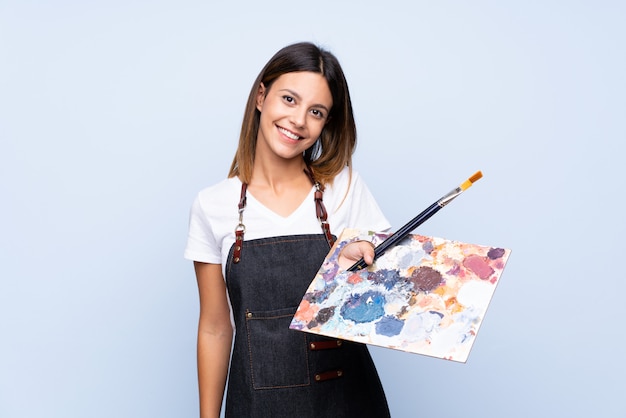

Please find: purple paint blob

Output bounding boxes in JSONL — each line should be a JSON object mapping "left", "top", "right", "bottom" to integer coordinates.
{"left": 408, "top": 266, "right": 443, "bottom": 292}
{"left": 315, "top": 306, "right": 335, "bottom": 325}
{"left": 446, "top": 264, "right": 461, "bottom": 276}
{"left": 488, "top": 247, "right": 506, "bottom": 260}
{"left": 303, "top": 282, "right": 337, "bottom": 304}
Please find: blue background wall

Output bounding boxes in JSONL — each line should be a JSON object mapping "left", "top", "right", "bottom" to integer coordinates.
{"left": 1, "top": 1, "right": 624, "bottom": 417}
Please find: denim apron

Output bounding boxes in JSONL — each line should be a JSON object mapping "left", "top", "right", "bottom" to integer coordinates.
{"left": 223, "top": 184, "right": 390, "bottom": 417}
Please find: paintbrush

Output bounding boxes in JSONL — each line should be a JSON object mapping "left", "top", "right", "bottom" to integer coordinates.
{"left": 346, "top": 171, "right": 483, "bottom": 272}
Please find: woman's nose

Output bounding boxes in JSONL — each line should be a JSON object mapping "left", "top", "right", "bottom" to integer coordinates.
{"left": 289, "top": 108, "right": 307, "bottom": 128}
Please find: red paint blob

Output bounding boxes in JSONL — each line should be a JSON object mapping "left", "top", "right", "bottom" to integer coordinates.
{"left": 463, "top": 255, "right": 494, "bottom": 280}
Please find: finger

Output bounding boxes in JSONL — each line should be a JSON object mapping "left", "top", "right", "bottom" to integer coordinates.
{"left": 360, "top": 241, "right": 375, "bottom": 265}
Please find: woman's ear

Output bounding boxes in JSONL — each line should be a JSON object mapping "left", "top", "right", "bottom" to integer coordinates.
{"left": 255, "top": 83, "right": 266, "bottom": 111}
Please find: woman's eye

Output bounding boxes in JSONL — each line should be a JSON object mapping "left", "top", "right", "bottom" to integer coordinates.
{"left": 282, "top": 95, "right": 294, "bottom": 103}
{"left": 311, "top": 109, "right": 325, "bottom": 119}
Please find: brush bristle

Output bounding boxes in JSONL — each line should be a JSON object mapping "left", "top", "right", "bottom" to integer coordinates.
{"left": 460, "top": 171, "right": 483, "bottom": 190}
{"left": 469, "top": 171, "right": 483, "bottom": 183}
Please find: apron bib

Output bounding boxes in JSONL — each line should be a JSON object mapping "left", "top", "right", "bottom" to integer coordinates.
{"left": 222, "top": 178, "right": 390, "bottom": 417}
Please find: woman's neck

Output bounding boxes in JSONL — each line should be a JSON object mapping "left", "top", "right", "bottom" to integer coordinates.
{"left": 247, "top": 157, "right": 314, "bottom": 217}
{"left": 249, "top": 156, "right": 309, "bottom": 190}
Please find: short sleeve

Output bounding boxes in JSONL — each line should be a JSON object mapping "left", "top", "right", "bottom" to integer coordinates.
{"left": 184, "top": 195, "right": 222, "bottom": 264}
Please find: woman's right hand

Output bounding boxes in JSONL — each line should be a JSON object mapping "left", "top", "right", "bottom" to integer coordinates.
{"left": 337, "top": 240, "right": 375, "bottom": 270}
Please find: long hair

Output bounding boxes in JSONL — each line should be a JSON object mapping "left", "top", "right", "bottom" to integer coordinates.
{"left": 228, "top": 42, "right": 356, "bottom": 186}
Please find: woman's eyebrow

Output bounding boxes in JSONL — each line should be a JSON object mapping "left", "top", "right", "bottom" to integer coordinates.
{"left": 279, "top": 88, "right": 331, "bottom": 113}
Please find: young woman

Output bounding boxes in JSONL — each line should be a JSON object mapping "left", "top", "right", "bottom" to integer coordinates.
{"left": 185, "top": 42, "right": 391, "bottom": 418}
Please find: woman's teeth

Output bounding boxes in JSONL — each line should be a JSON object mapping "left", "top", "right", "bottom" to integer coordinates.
{"left": 278, "top": 127, "right": 301, "bottom": 140}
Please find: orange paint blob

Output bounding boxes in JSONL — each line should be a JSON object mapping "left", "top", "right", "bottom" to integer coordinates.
{"left": 347, "top": 273, "right": 363, "bottom": 284}
{"left": 293, "top": 300, "right": 318, "bottom": 323}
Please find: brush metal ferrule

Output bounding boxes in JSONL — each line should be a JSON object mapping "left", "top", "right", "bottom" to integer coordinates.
{"left": 438, "top": 187, "right": 463, "bottom": 207}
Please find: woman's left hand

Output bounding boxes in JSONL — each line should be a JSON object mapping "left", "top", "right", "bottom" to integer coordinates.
{"left": 337, "top": 240, "right": 375, "bottom": 270}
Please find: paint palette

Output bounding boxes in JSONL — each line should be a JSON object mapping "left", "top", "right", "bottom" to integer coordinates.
{"left": 289, "top": 229, "right": 511, "bottom": 363}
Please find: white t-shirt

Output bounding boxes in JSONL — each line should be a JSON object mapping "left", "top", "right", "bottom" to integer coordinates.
{"left": 184, "top": 167, "right": 390, "bottom": 276}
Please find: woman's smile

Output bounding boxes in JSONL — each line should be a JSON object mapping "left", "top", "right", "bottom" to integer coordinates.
{"left": 277, "top": 125, "right": 303, "bottom": 141}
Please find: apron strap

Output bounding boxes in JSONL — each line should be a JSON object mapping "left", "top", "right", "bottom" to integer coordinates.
{"left": 232, "top": 183, "right": 247, "bottom": 264}
{"left": 304, "top": 167, "right": 336, "bottom": 248}
{"left": 233, "top": 169, "right": 335, "bottom": 264}
{"left": 313, "top": 184, "right": 335, "bottom": 248}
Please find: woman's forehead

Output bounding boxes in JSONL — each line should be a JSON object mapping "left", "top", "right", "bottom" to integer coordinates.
{"left": 271, "top": 71, "right": 333, "bottom": 107}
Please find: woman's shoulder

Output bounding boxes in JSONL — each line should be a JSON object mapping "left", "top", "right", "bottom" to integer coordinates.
{"left": 195, "top": 177, "right": 242, "bottom": 207}
{"left": 328, "top": 166, "right": 365, "bottom": 192}
{"left": 323, "top": 166, "right": 371, "bottom": 208}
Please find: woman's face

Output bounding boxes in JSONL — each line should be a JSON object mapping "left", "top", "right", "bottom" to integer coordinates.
{"left": 255, "top": 71, "right": 333, "bottom": 163}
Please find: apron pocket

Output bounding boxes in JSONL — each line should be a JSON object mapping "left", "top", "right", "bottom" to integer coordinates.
{"left": 245, "top": 306, "right": 310, "bottom": 389}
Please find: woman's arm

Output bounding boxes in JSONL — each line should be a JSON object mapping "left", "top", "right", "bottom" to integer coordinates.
{"left": 194, "top": 261, "right": 233, "bottom": 418}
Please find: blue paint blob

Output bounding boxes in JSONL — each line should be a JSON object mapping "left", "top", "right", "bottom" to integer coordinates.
{"left": 375, "top": 315, "right": 405, "bottom": 337}
{"left": 368, "top": 269, "right": 401, "bottom": 290}
{"left": 340, "top": 291, "right": 385, "bottom": 324}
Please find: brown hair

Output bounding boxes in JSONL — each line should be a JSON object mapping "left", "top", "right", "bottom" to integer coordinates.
{"left": 228, "top": 42, "right": 357, "bottom": 186}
